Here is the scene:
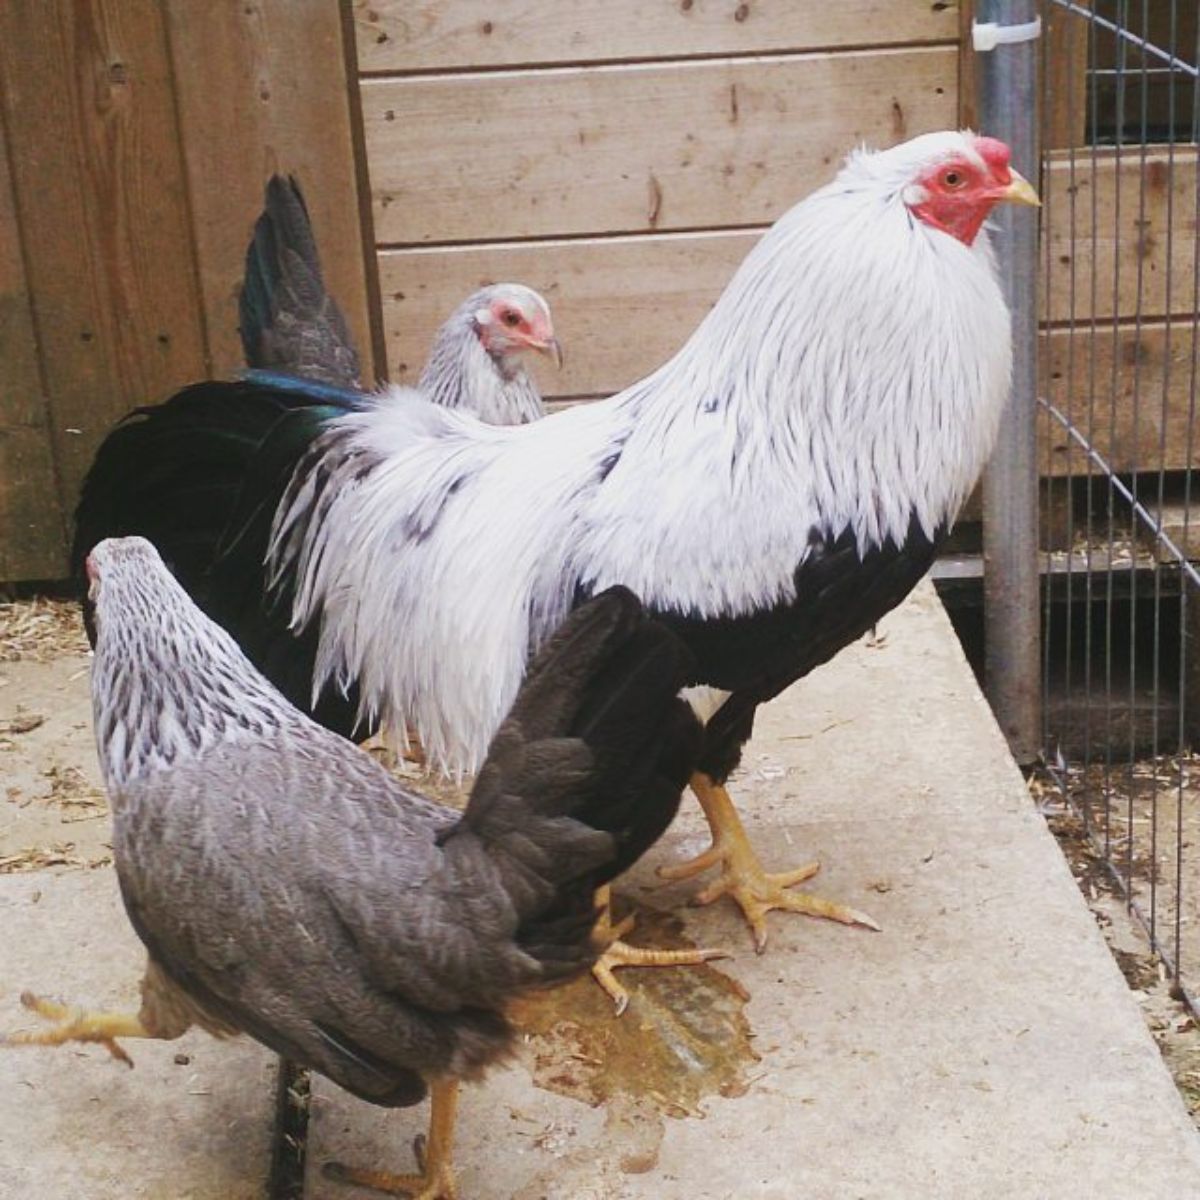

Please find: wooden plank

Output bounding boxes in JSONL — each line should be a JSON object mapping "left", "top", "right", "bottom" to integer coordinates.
{"left": 1043, "top": 146, "right": 1199, "bottom": 326}
{"left": 1142, "top": 502, "right": 1200, "bottom": 563}
{"left": 364, "top": 47, "right": 958, "bottom": 245}
{"left": 0, "top": 0, "right": 209, "bottom": 561}
{"left": 352, "top": 0, "right": 961, "bottom": 73}
{"left": 165, "top": 0, "right": 381, "bottom": 381}
{"left": 1040, "top": 321, "right": 1199, "bottom": 477}
{"left": 379, "top": 230, "right": 760, "bottom": 395}
{"left": 1042, "top": 3, "right": 1089, "bottom": 152}
{"left": 0, "top": 108, "right": 67, "bottom": 580}
{"left": 957, "top": 0, "right": 975, "bottom": 131}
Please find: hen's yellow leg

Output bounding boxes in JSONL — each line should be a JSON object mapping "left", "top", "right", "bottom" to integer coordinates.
{"left": 324, "top": 1079, "right": 459, "bottom": 1199}
{"left": 2, "top": 991, "right": 155, "bottom": 1067}
{"left": 590, "top": 884, "right": 728, "bottom": 1017}
{"left": 659, "top": 772, "right": 880, "bottom": 952}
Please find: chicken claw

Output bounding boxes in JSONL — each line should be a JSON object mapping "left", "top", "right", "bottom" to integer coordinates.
{"left": 590, "top": 886, "right": 729, "bottom": 1016}
{"left": 591, "top": 936, "right": 730, "bottom": 1018}
{"left": 659, "top": 774, "right": 880, "bottom": 952}
{"left": 323, "top": 1161, "right": 457, "bottom": 1200}
{"left": 3, "top": 991, "right": 149, "bottom": 1067}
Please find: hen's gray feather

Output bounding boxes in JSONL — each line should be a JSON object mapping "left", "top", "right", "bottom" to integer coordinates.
{"left": 113, "top": 735, "right": 522, "bottom": 1102}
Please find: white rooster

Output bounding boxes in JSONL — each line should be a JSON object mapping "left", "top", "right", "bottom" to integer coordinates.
{"left": 265, "top": 130, "right": 1038, "bottom": 1004}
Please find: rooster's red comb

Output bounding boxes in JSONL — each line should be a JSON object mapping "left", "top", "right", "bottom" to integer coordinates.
{"left": 973, "top": 136, "right": 1012, "bottom": 178}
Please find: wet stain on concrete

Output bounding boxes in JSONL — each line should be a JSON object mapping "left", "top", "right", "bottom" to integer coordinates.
{"left": 510, "top": 897, "right": 759, "bottom": 1123}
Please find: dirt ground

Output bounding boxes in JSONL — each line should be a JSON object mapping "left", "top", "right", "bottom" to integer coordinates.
{"left": 1034, "top": 772, "right": 1200, "bottom": 1122}
{"left": 0, "top": 599, "right": 109, "bottom": 876}
{"left": 5, "top": 592, "right": 1200, "bottom": 1141}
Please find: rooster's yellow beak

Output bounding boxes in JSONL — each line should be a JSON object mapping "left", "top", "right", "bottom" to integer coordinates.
{"left": 1001, "top": 170, "right": 1040, "bottom": 207}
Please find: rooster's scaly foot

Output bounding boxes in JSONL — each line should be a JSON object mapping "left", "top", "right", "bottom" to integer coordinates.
{"left": 660, "top": 775, "right": 880, "bottom": 952}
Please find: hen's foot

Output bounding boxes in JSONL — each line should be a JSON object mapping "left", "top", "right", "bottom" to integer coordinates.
{"left": 360, "top": 728, "right": 426, "bottom": 772}
{"left": 324, "top": 1079, "right": 458, "bottom": 1199}
{"left": 658, "top": 774, "right": 880, "bottom": 952}
{"left": 591, "top": 933, "right": 729, "bottom": 1018}
{"left": 2, "top": 991, "right": 149, "bottom": 1066}
{"left": 590, "top": 886, "right": 728, "bottom": 1016}
{"left": 323, "top": 1161, "right": 456, "bottom": 1200}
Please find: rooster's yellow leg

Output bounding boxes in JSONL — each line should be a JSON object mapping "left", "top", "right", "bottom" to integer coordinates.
{"left": 2, "top": 991, "right": 155, "bottom": 1067}
{"left": 658, "top": 773, "right": 881, "bottom": 953}
{"left": 590, "top": 885, "right": 728, "bottom": 1017}
{"left": 359, "top": 727, "right": 427, "bottom": 772}
{"left": 324, "top": 1079, "right": 459, "bottom": 1199}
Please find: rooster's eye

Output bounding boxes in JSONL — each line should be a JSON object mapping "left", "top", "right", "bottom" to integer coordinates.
{"left": 501, "top": 310, "right": 521, "bottom": 328}
{"left": 942, "top": 170, "right": 965, "bottom": 189}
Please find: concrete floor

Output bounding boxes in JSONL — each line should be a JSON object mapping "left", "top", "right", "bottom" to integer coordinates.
{"left": 3, "top": 582, "right": 1200, "bottom": 1199}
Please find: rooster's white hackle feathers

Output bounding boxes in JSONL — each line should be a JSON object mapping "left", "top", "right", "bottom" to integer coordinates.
{"left": 271, "top": 131, "right": 1012, "bottom": 775}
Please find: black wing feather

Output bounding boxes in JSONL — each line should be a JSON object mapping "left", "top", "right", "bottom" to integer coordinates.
{"left": 448, "top": 587, "right": 702, "bottom": 982}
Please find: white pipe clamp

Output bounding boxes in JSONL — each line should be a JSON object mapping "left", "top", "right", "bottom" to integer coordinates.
{"left": 972, "top": 16, "right": 1043, "bottom": 52}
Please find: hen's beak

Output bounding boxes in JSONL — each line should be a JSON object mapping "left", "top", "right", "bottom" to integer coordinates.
{"left": 534, "top": 336, "right": 564, "bottom": 370}
{"left": 1001, "top": 170, "right": 1040, "bottom": 207}
{"left": 85, "top": 554, "right": 100, "bottom": 602}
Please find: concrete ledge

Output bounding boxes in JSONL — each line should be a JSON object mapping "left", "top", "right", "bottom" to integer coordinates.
{"left": 4, "top": 583, "right": 1199, "bottom": 1199}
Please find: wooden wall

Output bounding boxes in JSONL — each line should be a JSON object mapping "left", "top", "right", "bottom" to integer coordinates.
{"left": 349, "top": 1, "right": 963, "bottom": 401}
{"left": 0, "top": 0, "right": 378, "bottom": 581}
{"left": 357, "top": 0, "right": 1197, "bottom": 485}
{"left": 1040, "top": 146, "right": 1199, "bottom": 478}
{"left": 10, "top": 2, "right": 1187, "bottom": 576}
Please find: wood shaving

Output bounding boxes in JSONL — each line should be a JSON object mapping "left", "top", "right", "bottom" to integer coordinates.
{"left": 40, "top": 764, "right": 108, "bottom": 817}
{"left": 0, "top": 842, "right": 111, "bottom": 874}
{"left": 0, "top": 598, "right": 88, "bottom": 663}
{"left": 1, "top": 711, "right": 45, "bottom": 736}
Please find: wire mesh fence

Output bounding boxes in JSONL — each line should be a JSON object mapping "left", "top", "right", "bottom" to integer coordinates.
{"left": 1036, "top": 0, "right": 1200, "bottom": 1011}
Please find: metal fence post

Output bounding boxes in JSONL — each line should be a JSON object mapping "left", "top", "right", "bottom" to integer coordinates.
{"left": 977, "top": 0, "right": 1043, "bottom": 765}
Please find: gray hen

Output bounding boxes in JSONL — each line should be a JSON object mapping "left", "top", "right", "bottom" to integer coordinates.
{"left": 6, "top": 536, "right": 700, "bottom": 1198}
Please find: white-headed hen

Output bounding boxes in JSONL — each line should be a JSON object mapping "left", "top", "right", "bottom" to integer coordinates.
{"left": 239, "top": 173, "right": 559, "bottom": 416}
{"left": 267, "top": 131, "right": 1038, "bottom": 976}
{"left": 72, "top": 175, "right": 559, "bottom": 727}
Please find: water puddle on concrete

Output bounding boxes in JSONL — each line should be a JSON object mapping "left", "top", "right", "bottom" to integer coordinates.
{"left": 509, "top": 898, "right": 759, "bottom": 1122}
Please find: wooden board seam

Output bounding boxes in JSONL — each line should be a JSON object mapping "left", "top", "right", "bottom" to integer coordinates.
{"left": 339, "top": 0, "right": 389, "bottom": 382}
{"left": 159, "top": 10, "right": 217, "bottom": 379}
{"left": 358, "top": 41, "right": 960, "bottom": 86}
{"left": 1043, "top": 314, "right": 1200, "bottom": 332}
{"left": 357, "top": 36, "right": 961, "bottom": 82}
{"left": 377, "top": 222, "right": 775, "bottom": 253}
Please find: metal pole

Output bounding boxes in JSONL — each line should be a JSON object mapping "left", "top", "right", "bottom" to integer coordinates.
{"left": 978, "top": 0, "right": 1042, "bottom": 764}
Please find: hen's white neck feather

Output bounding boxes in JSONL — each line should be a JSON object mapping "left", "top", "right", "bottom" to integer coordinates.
{"left": 273, "top": 132, "right": 1012, "bottom": 775}
{"left": 419, "top": 295, "right": 545, "bottom": 425}
{"left": 90, "top": 539, "right": 296, "bottom": 793}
